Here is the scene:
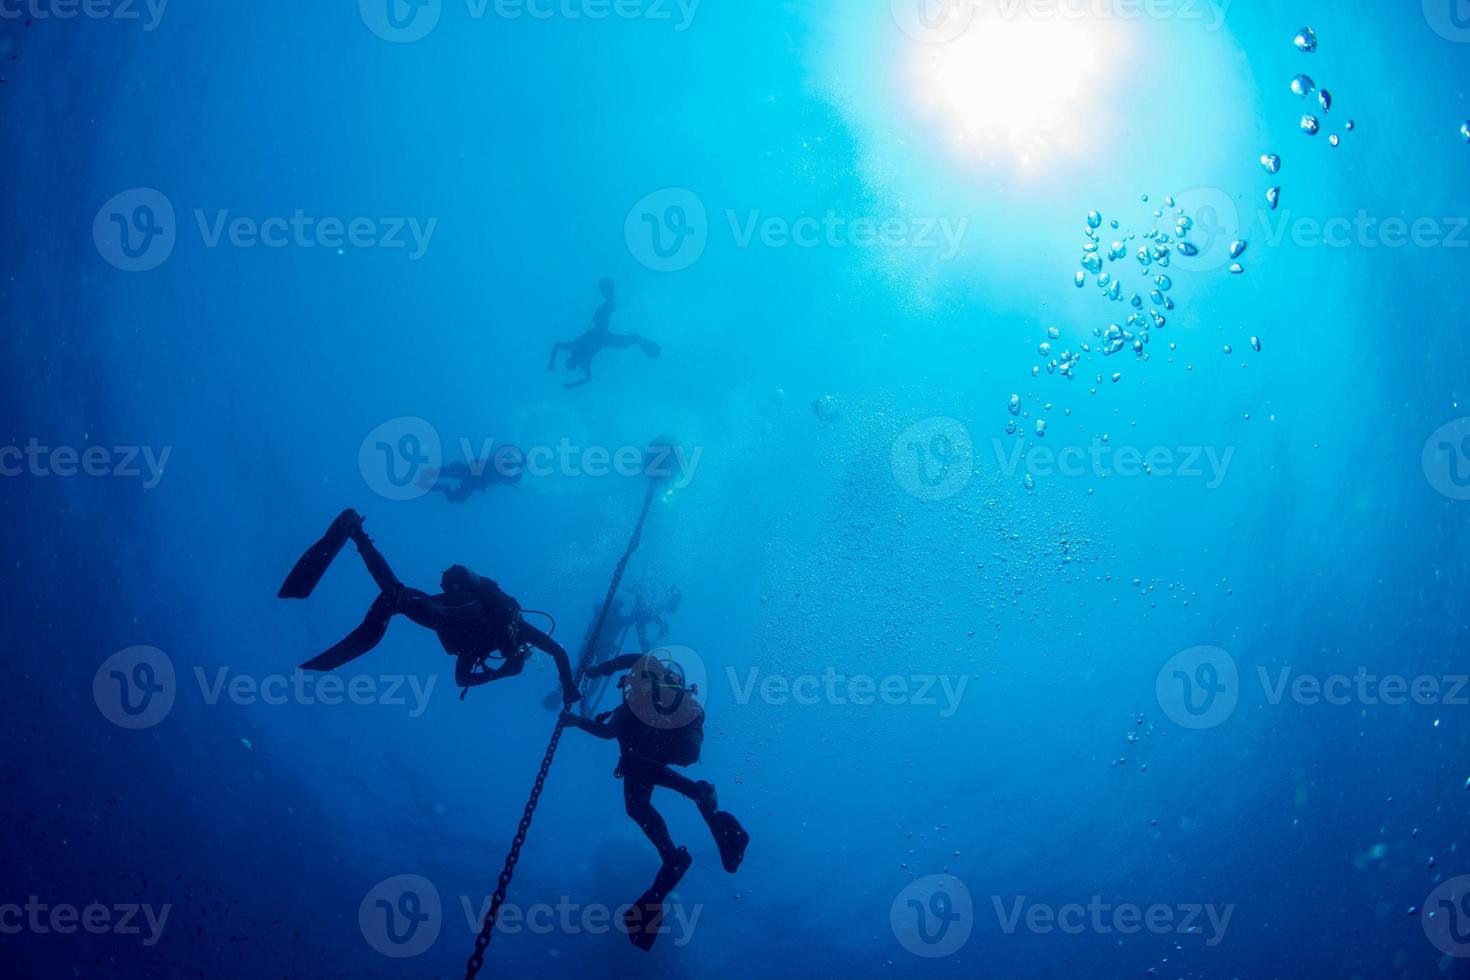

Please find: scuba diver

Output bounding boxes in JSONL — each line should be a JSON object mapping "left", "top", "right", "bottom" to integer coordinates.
{"left": 277, "top": 509, "right": 579, "bottom": 705}
{"left": 546, "top": 278, "right": 662, "bottom": 390}
{"left": 423, "top": 453, "right": 523, "bottom": 504}
{"left": 562, "top": 652, "right": 749, "bottom": 951}
{"left": 539, "top": 582, "right": 682, "bottom": 711}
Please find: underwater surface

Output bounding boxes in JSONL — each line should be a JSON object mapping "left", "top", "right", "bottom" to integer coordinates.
{"left": 3, "top": 0, "right": 1470, "bottom": 977}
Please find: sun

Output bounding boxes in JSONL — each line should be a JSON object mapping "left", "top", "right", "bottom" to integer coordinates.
{"left": 905, "top": 11, "right": 1118, "bottom": 170}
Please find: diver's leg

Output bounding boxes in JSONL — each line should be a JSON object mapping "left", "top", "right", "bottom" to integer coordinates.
{"left": 607, "top": 332, "right": 661, "bottom": 359}
{"left": 520, "top": 621, "right": 579, "bottom": 703}
{"left": 299, "top": 593, "right": 396, "bottom": 671}
{"left": 623, "top": 774, "right": 678, "bottom": 863}
{"left": 350, "top": 525, "right": 403, "bottom": 596}
{"left": 646, "top": 764, "right": 718, "bottom": 816}
{"left": 564, "top": 367, "right": 592, "bottom": 390}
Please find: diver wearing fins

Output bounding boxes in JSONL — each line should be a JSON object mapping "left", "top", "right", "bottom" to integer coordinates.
{"left": 546, "top": 278, "right": 662, "bottom": 390}
{"left": 425, "top": 455, "right": 523, "bottom": 503}
{"left": 562, "top": 652, "right": 749, "bottom": 951}
{"left": 277, "top": 509, "right": 579, "bottom": 705}
{"left": 539, "top": 582, "right": 682, "bottom": 711}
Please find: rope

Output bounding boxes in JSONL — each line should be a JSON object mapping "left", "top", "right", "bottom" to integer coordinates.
{"left": 464, "top": 479, "right": 660, "bottom": 979}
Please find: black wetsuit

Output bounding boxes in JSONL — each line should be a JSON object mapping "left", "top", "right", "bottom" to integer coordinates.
{"left": 565, "top": 654, "right": 715, "bottom": 862}
{"left": 303, "top": 527, "right": 578, "bottom": 703}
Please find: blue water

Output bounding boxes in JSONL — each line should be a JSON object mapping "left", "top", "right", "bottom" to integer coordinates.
{"left": 4, "top": 1, "right": 1470, "bottom": 977}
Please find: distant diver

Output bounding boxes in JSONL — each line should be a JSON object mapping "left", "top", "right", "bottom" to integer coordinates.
{"left": 547, "top": 278, "right": 661, "bottom": 390}
{"left": 423, "top": 454, "right": 524, "bottom": 504}
{"left": 540, "top": 582, "right": 683, "bottom": 711}
{"left": 562, "top": 652, "right": 749, "bottom": 951}
{"left": 277, "top": 509, "right": 579, "bottom": 704}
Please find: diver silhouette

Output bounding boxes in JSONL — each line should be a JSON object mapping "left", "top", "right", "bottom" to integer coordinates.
{"left": 546, "top": 278, "right": 661, "bottom": 390}
{"left": 277, "top": 509, "right": 579, "bottom": 704}
{"left": 562, "top": 652, "right": 748, "bottom": 951}
{"left": 425, "top": 455, "right": 523, "bottom": 504}
{"left": 540, "top": 582, "right": 682, "bottom": 711}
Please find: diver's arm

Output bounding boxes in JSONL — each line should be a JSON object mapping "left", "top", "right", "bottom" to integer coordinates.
{"left": 456, "top": 655, "right": 523, "bottom": 688}
{"left": 560, "top": 711, "right": 616, "bottom": 740}
{"left": 520, "top": 623, "right": 579, "bottom": 703}
{"left": 588, "top": 653, "right": 643, "bottom": 678}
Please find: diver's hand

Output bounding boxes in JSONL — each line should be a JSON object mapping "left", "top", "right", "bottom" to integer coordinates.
{"left": 560, "top": 711, "right": 586, "bottom": 730}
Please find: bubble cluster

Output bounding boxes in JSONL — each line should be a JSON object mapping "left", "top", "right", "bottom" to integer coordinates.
{"left": 1286, "top": 28, "right": 1349, "bottom": 144}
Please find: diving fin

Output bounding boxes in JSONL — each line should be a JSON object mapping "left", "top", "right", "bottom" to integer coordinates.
{"left": 278, "top": 509, "right": 363, "bottom": 599}
{"left": 624, "top": 847, "right": 692, "bottom": 952}
{"left": 299, "top": 596, "right": 392, "bottom": 672}
{"left": 708, "top": 810, "right": 749, "bottom": 874}
{"left": 637, "top": 337, "right": 662, "bottom": 359}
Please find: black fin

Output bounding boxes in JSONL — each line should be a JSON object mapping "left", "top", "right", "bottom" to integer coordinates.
{"left": 278, "top": 509, "right": 361, "bottom": 599}
{"left": 625, "top": 847, "right": 692, "bottom": 952}
{"left": 709, "top": 811, "right": 749, "bottom": 874}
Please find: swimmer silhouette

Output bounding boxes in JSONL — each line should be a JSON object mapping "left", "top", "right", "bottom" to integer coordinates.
{"left": 277, "top": 509, "right": 578, "bottom": 703}
{"left": 547, "top": 279, "right": 661, "bottom": 389}
{"left": 562, "top": 653, "right": 748, "bottom": 950}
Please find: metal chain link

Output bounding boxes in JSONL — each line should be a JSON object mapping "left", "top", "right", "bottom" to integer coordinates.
{"left": 464, "top": 481, "right": 659, "bottom": 980}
